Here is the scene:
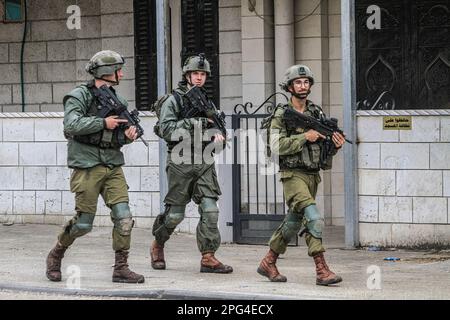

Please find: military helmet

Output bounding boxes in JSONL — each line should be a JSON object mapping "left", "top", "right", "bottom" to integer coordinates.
{"left": 279, "top": 64, "right": 314, "bottom": 91}
{"left": 85, "top": 50, "right": 125, "bottom": 78}
{"left": 182, "top": 53, "right": 211, "bottom": 76}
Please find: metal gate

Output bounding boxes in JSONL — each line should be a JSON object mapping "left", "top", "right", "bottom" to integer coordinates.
{"left": 231, "top": 94, "right": 297, "bottom": 245}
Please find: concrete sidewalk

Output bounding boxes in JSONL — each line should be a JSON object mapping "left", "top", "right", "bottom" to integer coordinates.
{"left": 0, "top": 224, "right": 449, "bottom": 300}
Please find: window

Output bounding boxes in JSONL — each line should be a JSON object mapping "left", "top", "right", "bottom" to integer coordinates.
{"left": 4, "top": 0, "right": 24, "bottom": 22}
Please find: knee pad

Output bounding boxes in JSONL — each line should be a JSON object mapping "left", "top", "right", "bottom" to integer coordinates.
{"left": 303, "top": 204, "right": 324, "bottom": 239}
{"left": 281, "top": 211, "right": 302, "bottom": 242}
{"left": 69, "top": 212, "right": 95, "bottom": 237}
{"left": 199, "top": 197, "right": 219, "bottom": 228}
{"left": 165, "top": 205, "right": 185, "bottom": 229}
{"left": 111, "top": 202, "right": 134, "bottom": 236}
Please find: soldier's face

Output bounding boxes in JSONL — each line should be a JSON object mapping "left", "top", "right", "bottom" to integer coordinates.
{"left": 188, "top": 71, "right": 207, "bottom": 87}
{"left": 103, "top": 68, "right": 124, "bottom": 84}
{"left": 290, "top": 78, "right": 310, "bottom": 94}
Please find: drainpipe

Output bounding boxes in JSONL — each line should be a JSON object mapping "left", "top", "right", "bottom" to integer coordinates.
{"left": 20, "top": 0, "right": 28, "bottom": 112}
{"left": 156, "top": 0, "right": 169, "bottom": 214}
{"left": 274, "top": 0, "right": 294, "bottom": 104}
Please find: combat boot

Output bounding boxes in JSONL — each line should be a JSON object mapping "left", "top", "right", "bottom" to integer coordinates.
{"left": 112, "top": 250, "right": 145, "bottom": 283}
{"left": 313, "top": 252, "right": 342, "bottom": 286}
{"left": 46, "top": 242, "right": 67, "bottom": 282}
{"left": 257, "top": 249, "right": 287, "bottom": 282}
{"left": 150, "top": 240, "right": 166, "bottom": 270}
{"left": 200, "top": 252, "right": 233, "bottom": 273}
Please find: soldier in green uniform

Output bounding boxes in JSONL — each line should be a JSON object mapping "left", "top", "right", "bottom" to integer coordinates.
{"left": 257, "top": 65, "right": 345, "bottom": 286}
{"left": 45, "top": 50, "right": 145, "bottom": 284}
{"left": 150, "top": 54, "right": 233, "bottom": 274}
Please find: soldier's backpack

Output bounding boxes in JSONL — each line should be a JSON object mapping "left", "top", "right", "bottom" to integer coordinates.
{"left": 150, "top": 91, "right": 182, "bottom": 138}
{"left": 260, "top": 103, "right": 286, "bottom": 160}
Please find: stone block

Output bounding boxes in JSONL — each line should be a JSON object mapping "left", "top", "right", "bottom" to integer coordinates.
{"left": 189, "top": 217, "right": 200, "bottom": 234}
{"left": 36, "top": 191, "right": 62, "bottom": 214}
{"left": 219, "top": 31, "right": 242, "bottom": 53}
{"left": 0, "top": 85, "right": 11, "bottom": 104}
{"left": 147, "top": 142, "right": 160, "bottom": 166}
{"left": 22, "top": 215, "right": 45, "bottom": 224}
{"left": 295, "top": 14, "right": 321, "bottom": 37}
{"left": 0, "top": 64, "right": 37, "bottom": 84}
{"left": 242, "top": 16, "right": 266, "bottom": 39}
{"left": 35, "top": 119, "right": 65, "bottom": 141}
{"left": 116, "top": 79, "right": 135, "bottom": 102}
{"left": 19, "top": 143, "right": 57, "bottom": 166}
{"left": 134, "top": 216, "right": 155, "bottom": 229}
{"left": 9, "top": 42, "right": 46, "bottom": 63}
{"left": 399, "top": 117, "right": 440, "bottom": 142}
{"left": 329, "top": 82, "right": 342, "bottom": 105}
{"left": 27, "top": 0, "right": 73, "bottom": 20}
{"left": 121, "top": 57, "right": 135, "bottom": 80}
{"left": 242, "top": 61, "right": 274, "bottom": 84}
{"left": 24, "top": 167, "right": 47, "bottom": 190}
{"left": 128, "top": 192, "right": 152, "bottom": 217}
{"left": 379, "top": 196, "right": 412, "bottom": 223}
{"left": 31, "top": 20, "right": 75, "bottom": 41}
{"left": 2, "top": 118, "right": 34, "bottom": 141}
{"left": 359, "top": 169, "right": 396, "bottom": 195}
{"left": 40, "top": 104, "right": 64, "bottom": 112}
{"left": 391, "top": 224, "right": 436, "bottom": 247}
{"left": 295, "top": 38, "right": 322, "bottom": 60}
{"left": 122, "top": 142, "right": 148, "bottom": 166}
{"left": 0, "top": 23, "right": 31, "bottom": 43}
{"left": 441, "top": 117, "right": 450, "bottom": 142}
{"left": 242, "top": 83, "right": 273, "bottom": 106}
{"left": 359, "top": 196, "right": 378, "bottom": 222}
{"left": 47, "top": 167, "right": 71, "bottom": 190}
{"left": 141, "top": 167, "right": 160, "bottom": 192}
{"left": 47, "top": 41, "right": 76, "bottom": 61}
{"left": 329, "top": 59, "right": 342, "bottom": 83}
{"left": 0, "top": 143, "right": 18, "bottom": 165}
{"left": 76, "top": 16, "right": 101, "bottom": 39}
{"left": 139, "top": 116, "right": 159, "bottom": 141}
{"left": 381, "top": 143, "right": 429, "bottom": 169}
{"left": 221, "top": 75, "right": 243, "bottom": 98}
{"left": 13, "top": 191, "right": 36, "bottom": 214}
{"left": 0, "top": 191, "right": 13, "bottom": 214}
{"left": 44, "top": 215, "right": 65, "bottom": 226}
{"left": 329, "top": 38, "right": 341, "bottom": 60}
{"left": 52, "top": 82, "right": 77, "bottom": 104}
{"left": 101, "top": 36, "right": 134, "bottom": 58}
{"left": 122, "top": 167, "right": 141, "bottom": 192}
{"left": 0, "top": 44, "right": 8, "bottom": 62}
{"left": 413, "top": 197, "right": 447, "bottom": 224}
{"left": 328, "top": 14, "right": 341, "bottom": 37}
{"left": 101, "top": 13, "right": 134, "bottom": 37}
{"left": 357, "top": 117, "right": 399, "bottom": 142}
{"left": 57, "top": 142, "right": 68, "bottom": 166}
{"left": 220, "top": 7, "right": 241, "bottom": 31}
{"left": 331, "top": 195, "right": 344, "bottom": 225}
{"left": 77, "top": 0, "right": 101, "bottom": 15}
{"left": 75, "top": 39, "right": 102, "bottom": 60}
{"left": 358, "top": 143, "right": 380, "bottom": 169}
{"left": 359, "top": 222, "right": 392, "bottom": 247}
{"left": 76, "top": 60, "right": 91, "bottom": 81}
{"left": 329, "top": 0, "right": 341, "bottom": 14}
{"left": 430, "top": 143, "right": 450, "bottom": 169}
{"left": 331, "top": 172, "right": 344, "bottom": 195}
{"left": 396, "top": 170, "right": 442, "bottom": 197}
{"left": 151, "top": 193, "right": 161, "bottom": 216}
{"left": 38, "top": 62, "right": 77, "bottom": 82}
{"left": 220, "top": 0, "right": 240, "bottom": 7}
{"left": 444, "top": 171, "right": 450, "bottom": 197}
{"left": 435, "top": 224, "right": 450, "bottom": 246}
{"left": 62, "top": 191, "right": 75, "bottom": 215}
{"left": 101, "top": 0, "right": 133, "bottom": 14}
{"left": 220, "top": 53, "right": 242, "bottom": 75}
{"left": 13, "top": 83, "right": 52, "bottom": 104}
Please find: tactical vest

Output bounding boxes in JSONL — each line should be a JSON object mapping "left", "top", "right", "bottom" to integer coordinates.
{"left": 279, "top": 102, "right": 325, "bottom": 172}
{"left": 63, "top": 81, "right": 126, "bottom": 149}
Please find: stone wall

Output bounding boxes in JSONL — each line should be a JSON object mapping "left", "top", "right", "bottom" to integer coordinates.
{"left": 357, "top": 112, "right": 450, "bottom": 247}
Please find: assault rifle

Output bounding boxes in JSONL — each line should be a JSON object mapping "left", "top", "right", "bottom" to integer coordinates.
{"left": 283, "top": 108, "right": 353, "bottom": 144}
{"left": 93, "top": 85, "right": 148, "bottom": 147}
{"left": 183, "top": 85, "right": 227, "bottom": 139}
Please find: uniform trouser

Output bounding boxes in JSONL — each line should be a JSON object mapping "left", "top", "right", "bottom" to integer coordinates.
{"left": 268, "top": 170, "right": 325, "bottom": 257}
{"left": 152, "top": 160, "right": 222, "bottom": 253}
{"left": 58, "top": 165, "right": 133, "bottom": 251}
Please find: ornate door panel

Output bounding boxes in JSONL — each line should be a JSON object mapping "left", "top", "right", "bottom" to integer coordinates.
{"left": 356, "top": 0, "right": 450, "bottom": 110}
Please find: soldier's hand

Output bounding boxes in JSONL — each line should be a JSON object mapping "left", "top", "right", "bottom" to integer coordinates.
{"left": 305, "top": 129, "right": 325, "bottom": 142}
{"left": 332, "top": 132, "right": 345, "bottom": 148}
{"left": 105, "top": 115, "right": 128, "bottom": 130}
{"left": 213, "top": 133, "right": 225, "bottom": 143}
{"left": 125, "top": 126, "right": 138, "bottom": 141}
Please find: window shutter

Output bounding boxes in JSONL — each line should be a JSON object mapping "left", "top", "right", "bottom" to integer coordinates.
{"left": 133, "top": 0, "right": 157, "bottom": 110}
{"left": 181, "top": 0, "right": 220, "bottom": 108}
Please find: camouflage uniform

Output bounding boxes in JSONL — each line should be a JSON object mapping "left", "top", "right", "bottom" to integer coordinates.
{"left": 257, "top": 64, "right": 343, "bottom": 285}
{"left": 46, "top": 50, "right": 144, "bottom": 284}
{"left": 150, "top": 54, "right": 232, "bottom": 274}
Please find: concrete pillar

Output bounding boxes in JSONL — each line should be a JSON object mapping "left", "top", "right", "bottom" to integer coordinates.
{"left": 274, "top": 0, "right": 294, "bottom": 104}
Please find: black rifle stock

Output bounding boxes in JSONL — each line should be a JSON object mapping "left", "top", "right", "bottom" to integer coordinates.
{"left": 283, "top": 108, "right": 353, "bottom": 144}
{"left": 94, "top": 85, "right": 149, "bottom": 147}
{"left": 183, "top": 86, "right": 227, "bottom": 139}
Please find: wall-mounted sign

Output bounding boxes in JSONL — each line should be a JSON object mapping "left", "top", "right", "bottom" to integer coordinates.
{"left": 383, "top": 116, "right": 412, "bottom": 130}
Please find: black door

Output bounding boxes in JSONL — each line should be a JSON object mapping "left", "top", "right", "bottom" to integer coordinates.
{"left": 356, "top": 0, "right": 450, "bottom": 110}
